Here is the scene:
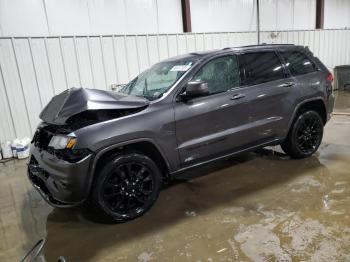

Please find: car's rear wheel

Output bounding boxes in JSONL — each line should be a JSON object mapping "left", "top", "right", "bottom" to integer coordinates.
{"left": 281, "top": 110, "right": 324, "bottom": 159}
{"left": 91, "top": 152, "right": 162, "bottom": 222}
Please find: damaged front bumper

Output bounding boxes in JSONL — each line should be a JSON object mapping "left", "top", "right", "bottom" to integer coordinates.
{"left": 27, "top": 145, "right": 93, "bottom": 207}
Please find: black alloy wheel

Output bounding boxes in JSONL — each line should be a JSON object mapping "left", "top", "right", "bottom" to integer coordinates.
{"left": 91, "top": 152, "right": 162, "bottom": 222}
{"left": 295, "top": 112, "right": 323, "bottom": 154}
{"left": 281, "top": 110, "right": 324, "bottom": 159}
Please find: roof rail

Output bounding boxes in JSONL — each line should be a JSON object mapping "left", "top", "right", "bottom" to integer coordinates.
{"left": 236, "top": 43, "right": 295, "bottom": 48}
{"left": 220, "top": 43, "right": 297, "bottom": 52}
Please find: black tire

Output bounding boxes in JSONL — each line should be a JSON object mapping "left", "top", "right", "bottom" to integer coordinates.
{"left": 281, "top": 110, "right": 324, "bottom": 159}
{"left": 90, "top": 152, "right": 162, "bottom": 223}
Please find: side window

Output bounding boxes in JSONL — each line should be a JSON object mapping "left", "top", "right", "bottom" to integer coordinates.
{"left": 192, "top": 56, "right": 240, "bottom": 94}
{"left": 239, "top": 52, "right": 285, "bottom": 85}
{"left": 280, "top": 51, "right": 317, "bottom": 76}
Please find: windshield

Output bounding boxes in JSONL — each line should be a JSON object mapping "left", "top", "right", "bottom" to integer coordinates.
{"left": 119, "top": 58, "right": 198, "bottom": 100}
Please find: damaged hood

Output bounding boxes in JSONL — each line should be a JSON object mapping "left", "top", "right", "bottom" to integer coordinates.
{"left": 40, "top": 87, "right": 149, "bottom": 125}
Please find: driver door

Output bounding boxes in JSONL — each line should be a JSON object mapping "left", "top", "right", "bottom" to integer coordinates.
{"left": 174, "top": 55, "right": 250, "bottom": 166}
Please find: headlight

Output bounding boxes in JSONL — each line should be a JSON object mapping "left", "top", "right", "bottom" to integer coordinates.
{"left": 48, "top": 135, "right": 77, "bottom": 150}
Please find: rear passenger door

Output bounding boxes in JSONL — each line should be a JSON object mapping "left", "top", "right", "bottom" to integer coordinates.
{"left": 279, "top": 50, "right": 322, "bottom": 100}
{"left": 237, "top": 51, "right": 296, "bottom": 142}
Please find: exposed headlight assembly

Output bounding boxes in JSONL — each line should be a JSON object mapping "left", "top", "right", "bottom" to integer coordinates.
{"left": 48, "top": 135, "right": 77, "bottom": 150}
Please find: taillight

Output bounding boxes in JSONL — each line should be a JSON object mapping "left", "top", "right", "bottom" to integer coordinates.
{"left": 327, "top": 73, "right": 333, "bottom": 82}
{"left": 326, "top": 72, "right": 334, "bottom": 95}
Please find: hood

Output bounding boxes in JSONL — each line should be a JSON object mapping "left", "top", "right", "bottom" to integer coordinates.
{"left": 40, "top": 87, "right": 149, "bottom": 125}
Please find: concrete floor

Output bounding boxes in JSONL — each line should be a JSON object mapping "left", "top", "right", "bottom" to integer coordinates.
{"left": 1, "top": 92, "right": 350, "bottom": 262}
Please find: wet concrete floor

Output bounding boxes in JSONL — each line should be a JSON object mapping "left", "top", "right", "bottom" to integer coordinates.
{"left": 1, "top": 92, "right": 350, "bottom": 261}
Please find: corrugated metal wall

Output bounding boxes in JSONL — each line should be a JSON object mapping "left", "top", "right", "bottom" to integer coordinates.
{"left": 1, "top": 29, "right": 350, "bottom": 142}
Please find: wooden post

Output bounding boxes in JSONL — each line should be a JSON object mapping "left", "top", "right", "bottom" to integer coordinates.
{"left": 181, "top": 0, "right": 192, "bottom": 32}
{"left": 316, "top": 0, "right": 324, "bottom": 29}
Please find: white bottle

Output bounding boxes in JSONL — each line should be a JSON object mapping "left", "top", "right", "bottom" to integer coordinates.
{"left": 1, "top": 141, "right": 13, "bottom": 159}
{"left": 17, "top": 138, "right": 31, "bottom": 159}
{"left": 11, "top": 139, "right": 20, "bottom": 158}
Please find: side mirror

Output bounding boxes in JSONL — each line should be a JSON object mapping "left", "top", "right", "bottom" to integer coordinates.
{"left": 180, "top": 81, "right": 209, "bottom": 100}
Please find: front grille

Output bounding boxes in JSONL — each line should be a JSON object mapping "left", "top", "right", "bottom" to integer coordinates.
{"left": 33, "top": 124, "right": 75, "bottom": 151}
{"left": 33, "top": 127, "right": 54, "bottom": 150}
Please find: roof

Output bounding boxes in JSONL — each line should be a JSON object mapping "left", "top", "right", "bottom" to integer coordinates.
{"left": 160, "top": 44, "right": 305, "bottom": 63}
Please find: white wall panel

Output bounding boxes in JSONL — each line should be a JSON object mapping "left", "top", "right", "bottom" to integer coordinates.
{"left": 2, "top": 0, "right": 349, "bottom": 37}
{"left": 0, "top": 29, "right": 350, "bottom": 142}
{"left": 30, "top": 38, "right": 56, "bottom": 106}
{"left": 190, "top": 0, "right": 257, "bottom": 32}
{"left": 191, "top": 0, "right": 316, "bottom": 32}
{"left": 75, "top": 37, "right": 94, "bottom": 88}
{"left": 324, "top": 0, "right": 350, "bottom": 29}
{"left": 87, "top": 0, "right": 127, "bottom": 35}
{"left": 3, "top": 0, "right": 350, "bottom": 38}
{"left": 0, "top": 0, "right": 183, "bottom": 37}
{"left": 11, "top": 39, "right": 43, "bottom": 132}
{"left": 101, "top": 37, "right": 119, "bottom": 88}
{"left": 45, "top": 38, "right": 69, "bottom": 93}
{"left": 157, "top": 0, "right": 183, "bottom": 33}
{"left": 275, "top": 0, "right": 294, "bottom": 30}
{"left": 60, "top": 38, "right": 81, "bottom": 87}
{"left": 260, "top": 0, "right": 316, "bottom": 30}
{"left": 44, "top": 0, "right": 91, "bottom": 35}
{"left": 260, "top": 0, "right": 278, "bottom": 30}
{"left": 0, "top": 39, "right": 32, "bottom": 138}
{"left": 89, "top": 36, "right": 108, "bottom": 89}
{"left": 125, "top": 0, "right": 158, "bottom": 34}
{"left": 293, "top": 0, "right": 316, "bottom": 29}
{"left": 0, "top": 0, "right": 48, "bottom": 36}
{"left": 0, "top": 63, "right": 16, "bottom": 141}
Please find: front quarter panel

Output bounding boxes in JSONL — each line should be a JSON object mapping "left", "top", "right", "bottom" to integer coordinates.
{"left": 72, "top": 102, "right": 179, "bottom": 171}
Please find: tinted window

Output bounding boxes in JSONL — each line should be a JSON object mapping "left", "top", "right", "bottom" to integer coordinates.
{"left": 239, "top": 52, "right": 284, "bottom": 85}
{"left": 280, "top": 51, "right": 317, "bottom": 76}
{"left": 192, "top": 56, "right": 240, "bottom": 94}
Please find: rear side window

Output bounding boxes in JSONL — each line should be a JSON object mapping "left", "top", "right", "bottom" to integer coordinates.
{"left": 280, "top": 51, "right": 317, "bottom": 76}
{"left": 239, "top": 52, "right": 284, "bottom": 85}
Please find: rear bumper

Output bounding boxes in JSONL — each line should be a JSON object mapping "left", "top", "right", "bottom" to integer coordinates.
{"left": 27, "top": 145, "right": 93, "bottom": 207}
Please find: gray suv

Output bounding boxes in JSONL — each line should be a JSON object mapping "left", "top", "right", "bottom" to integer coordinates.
{"left": 28, "top": 44, "right": 335, "bottom": 222}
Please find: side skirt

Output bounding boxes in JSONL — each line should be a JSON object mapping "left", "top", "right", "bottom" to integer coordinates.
{"left": 169, "top": 138, "right": 283, "bottom": 177}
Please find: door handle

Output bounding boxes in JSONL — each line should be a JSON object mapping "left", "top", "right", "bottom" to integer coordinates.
{"left": 230, "top": 93, "right": 245, "bottom": 100}
{"left": 279, "top": 82, "right": 295, "bottom": 88}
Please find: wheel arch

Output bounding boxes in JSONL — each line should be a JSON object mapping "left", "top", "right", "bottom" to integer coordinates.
{"left": 90, "top": 139, "right": 171, "bottom": 185}
{"left": 288, "top": 98, "right": 327, "bottom": 130}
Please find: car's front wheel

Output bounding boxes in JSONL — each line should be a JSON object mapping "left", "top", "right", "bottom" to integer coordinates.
{"left": 281, "top": 110, "right": 324, "bottom": 159}
{"left": 91, "top": 152, "right": 162, "bottom": 222}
